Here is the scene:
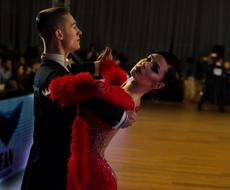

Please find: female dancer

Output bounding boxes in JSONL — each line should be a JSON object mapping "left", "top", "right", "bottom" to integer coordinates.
{"left": 49, "top": 51, "right": 176, "bottom": 190}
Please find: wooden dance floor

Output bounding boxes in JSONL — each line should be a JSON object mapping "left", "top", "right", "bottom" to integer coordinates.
{"left": 106, "top": 101, "right": 230, "bottom": 190}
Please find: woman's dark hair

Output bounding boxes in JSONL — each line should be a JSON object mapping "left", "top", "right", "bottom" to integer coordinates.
{"left": 151, "top": 50, "right": 179, "bottom": 86}
{"left": 152, "top": 50, "right": 179, "bottom": 69}
{"left": 161, "top": 67, "right": 177, "bottom": 86}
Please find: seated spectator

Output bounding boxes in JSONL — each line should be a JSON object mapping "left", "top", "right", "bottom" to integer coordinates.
{"left": 22, "top": 58, "right": 40, "bottom": 92}
{"left": 0, "top": 58, "right": 13, "bottom": 89}
{"left": 10, "top": 63, "right": 27, "bottom": 93}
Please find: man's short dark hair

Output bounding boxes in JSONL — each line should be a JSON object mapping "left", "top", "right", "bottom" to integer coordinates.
{"left": 36, "top": 7, "right": 69, "bottom": 42}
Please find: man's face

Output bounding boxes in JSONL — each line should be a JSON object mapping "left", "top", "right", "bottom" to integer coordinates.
{"left": 60, "top": 13, "right": 82, "bottom": 52}
{"left": 130, "top": 54, "right": 169, "bottom": 87}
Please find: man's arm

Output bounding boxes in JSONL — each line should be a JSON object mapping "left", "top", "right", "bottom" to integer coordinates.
{"left": 81, "top": 98, "right": 136, "bottom": 128}
{"left": 67, "top": 60, "right": 96, "bottom": 75}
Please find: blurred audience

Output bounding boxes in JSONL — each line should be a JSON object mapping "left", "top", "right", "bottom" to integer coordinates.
{"left": 0, "top": 43, "right": 229, "bottom": 112}
{"left": 0, "top": 57, "right": 13, "bottom": 89}
{"left": 197, "top": 53, "right": 229, "bottom": 112}
{"left": 22, "top": 58, "right": 40, "bottom": 93}
{"left": 0, "top": 45, "right": 41, "bottom": 97}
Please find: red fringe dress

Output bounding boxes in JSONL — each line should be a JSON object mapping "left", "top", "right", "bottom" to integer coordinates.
{"left": 48, "top": 60, "right": 134, "bottom": 190}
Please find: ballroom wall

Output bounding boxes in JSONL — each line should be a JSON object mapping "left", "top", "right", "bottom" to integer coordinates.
{"left": 1, "top": 0, "right": 230, "bottom": 65}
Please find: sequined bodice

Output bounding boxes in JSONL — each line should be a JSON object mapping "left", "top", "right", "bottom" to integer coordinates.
{"left": 81, "top": 108, "right": 117, "bottom": 190}
{"left": 81, "top": 108, "right": 116, "bottom": 154}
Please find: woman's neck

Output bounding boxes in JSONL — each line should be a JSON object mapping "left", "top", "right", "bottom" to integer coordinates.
{"left": 123, "top": 77, "right": 153, "bottom": 107}
{"left": 123, "top": 77, "right": 152, "bottom": 96}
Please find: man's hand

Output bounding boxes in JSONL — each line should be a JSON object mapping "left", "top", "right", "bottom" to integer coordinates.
{"left": 97, "top": 47, "right": 113, "bottom": 62}
{"left": 94, "top": 47, "right": 113, "bottom": 77}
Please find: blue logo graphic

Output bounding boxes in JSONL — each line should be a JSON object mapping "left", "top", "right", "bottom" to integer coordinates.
{"left": 0, "top": 102, "right": 23, "bottom": 146}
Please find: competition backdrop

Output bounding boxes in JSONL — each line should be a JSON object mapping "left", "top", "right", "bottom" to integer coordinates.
{"left": 0, "top": 94, "right": 34, "bottom": 182}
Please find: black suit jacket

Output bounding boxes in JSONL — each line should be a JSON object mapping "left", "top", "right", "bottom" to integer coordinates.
{"left": 21, "top": 59, "right": 125, "bottom": 190}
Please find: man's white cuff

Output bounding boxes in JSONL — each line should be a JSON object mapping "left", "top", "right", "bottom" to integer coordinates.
{"left": 112, "top": 111, "right": 127, "bottom": 129}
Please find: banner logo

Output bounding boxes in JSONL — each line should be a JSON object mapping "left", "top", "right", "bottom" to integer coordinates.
{"left": 0, "top": 102, "right": 23, "bottom": 146}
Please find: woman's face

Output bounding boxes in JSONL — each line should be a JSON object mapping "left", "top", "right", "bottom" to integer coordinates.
{"left": 130, "top": 53, "right": 169, "bottom": 87}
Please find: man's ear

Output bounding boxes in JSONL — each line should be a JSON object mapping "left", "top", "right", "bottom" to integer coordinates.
{"left": 55, "top": 29, "right": 64, "bottom": 40}
{"left": 153, "top": 82, "right": 165, "bottom": 89}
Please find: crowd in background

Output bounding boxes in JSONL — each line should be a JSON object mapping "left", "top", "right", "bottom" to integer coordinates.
{"left": 0, "top": 43, "right": 230, "bottom": 111}
{"left": 183, "top": 52, "right": 230, "bottom": 112}
{"left": 0, "top": 45, "right": 41, "bottom": 98}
